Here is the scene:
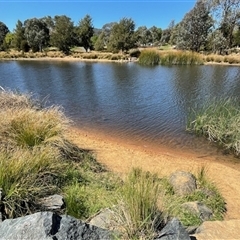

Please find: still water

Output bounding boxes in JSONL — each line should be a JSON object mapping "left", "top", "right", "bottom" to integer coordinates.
{"left": 1, "top": 60, "right": 240, "bottom": 157}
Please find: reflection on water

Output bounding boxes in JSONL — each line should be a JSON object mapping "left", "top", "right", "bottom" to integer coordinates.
{"left": 0, "top": 60, "right": 240, "bottom": 158}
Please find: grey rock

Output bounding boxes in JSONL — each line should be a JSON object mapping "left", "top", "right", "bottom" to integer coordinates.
{"left": 89, "top": 208, "right": 115, "bottom": 230}
{"left": 38, "top": 194, "right": 64, "bottom": 210}
{"left": 0, "top": 212, "right": 113, "bottom": 240}
{"left": 182, "top": 201, "right": 213, "bottom": 221}
{"left": 156, "top": 218, "right": 191, "bottom": 240}
{"left": 169, "top": 171, "right": 197, "bottom": 196}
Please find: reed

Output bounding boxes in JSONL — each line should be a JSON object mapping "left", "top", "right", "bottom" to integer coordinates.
{"left": 138, "top": 50, "right": 160, "bottom": 66}
{"left": 159, "top": 51, "right": 204, "bottom": 65}
{"left": 187, "top": 97, "right": 240, "bottom": 156}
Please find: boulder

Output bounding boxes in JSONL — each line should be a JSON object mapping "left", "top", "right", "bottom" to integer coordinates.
{"left": 181, "top": 201, "right": 213, "bottom": 221}
{"left": 0, "top": 212, "right": 113, "bottom": 240}
{"left": 169, "top": 171, "right": 197, "bottom": 196}
{"left": 38, "top": 194, "right": 65, "bottom": 211}
{"left": 155, "top": 218, "right": 191, "bottom": 240}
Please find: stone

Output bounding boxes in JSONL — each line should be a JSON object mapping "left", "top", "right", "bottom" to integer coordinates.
{"left": 89, "top": 208, "right": 115, "bottom": 230}
{"left": 169, "top": 171, "right": 197, "bottom": 196}
{"left": 0, "top": 211, "right": 113, "bottom": 240}
{"left": 181, "top": 201, "right": 213, "bottom": 221}
{"left": 38, "top": 194, "right": 64, "bottom": 211}
{"left": 155, "top": 218, "right": 191, "bottom": 240}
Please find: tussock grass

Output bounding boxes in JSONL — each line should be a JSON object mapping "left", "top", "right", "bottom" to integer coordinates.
{"left": 0, "top": 146, "right": 67, "bottom": 218}
{"left": 138, "top": 50, "right": 160, "bottom": 66}
{"left": 112, "top": 168, "right": 163, "bottom": 239}
{"left": 159, "top": 51, "right": 204, "bottom": 65}
{"left": 187, "top": 98, "right": 240, "bottom": 156}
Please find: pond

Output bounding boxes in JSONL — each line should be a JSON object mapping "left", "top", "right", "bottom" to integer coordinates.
{"left": 1, "top": 60, "right": 240, "bottom": 158}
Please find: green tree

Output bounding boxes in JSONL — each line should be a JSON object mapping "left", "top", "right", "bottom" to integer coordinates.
{"left": 149, "top": 26, "right": 162, "bottom": 45}
{"left": 3, "top": 32, "right": 14, "bottom": 50}
{"left": 135, "top": 26, "right": 152, "bottom": 46}
{"left": 108, "top": 18, "right": 136, "bottom": 52}
{"left": 50, "top": 15, "right": 75, "bottom": 54}
{"left": 176, "top": 0, "right": 213, "bottom": 52}
{"left": 24, "top": 18, "right": 49, "bottom": 52}
{"left": 94, "top": 31, "right": 106, "bottom": 51}
{"left": 0, "top": 21, "right": 9, "bottom": 50}
{"left": 207, "top": 29, "right": 228, "bottom": 53}
{"left": 76, "top": 14, "right": 94, "bottom": 52}
{"left": 12, "top": 20, "right": 25, "bottom": 51}
{"left": 211, "top": 0, "right": 240, "bottom": 48}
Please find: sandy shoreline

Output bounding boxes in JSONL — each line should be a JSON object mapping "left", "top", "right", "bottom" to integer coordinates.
{"left": 67, "top": 126, "right": 240, "bottom": 220}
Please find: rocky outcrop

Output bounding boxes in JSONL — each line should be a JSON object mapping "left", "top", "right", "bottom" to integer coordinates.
{"left": 0, "top": 211, "right": 113, "bottom": 240}
{"left": 169, "top": 171, "right": 197, "bottom": 196}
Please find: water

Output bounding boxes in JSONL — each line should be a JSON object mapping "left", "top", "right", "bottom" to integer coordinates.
{"left": 1, "top": 60, "right": 240, "bottom": 157}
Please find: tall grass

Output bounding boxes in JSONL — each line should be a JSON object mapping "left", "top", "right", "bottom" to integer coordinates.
{"left": 112, "top": 168, "right": 163, "bottom": 239}
{"left": 187, "top": 98, "right": 240, "bottom": 156}
{"left": 138, "top": 50, "right": 160, "bottom": 66}
{"left": 159, "top": 51, "right": 204, "bottom": 65}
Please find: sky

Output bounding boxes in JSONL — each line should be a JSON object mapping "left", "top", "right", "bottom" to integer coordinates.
{"left": 0, "top": 0, "right": 196, "bottom": 32}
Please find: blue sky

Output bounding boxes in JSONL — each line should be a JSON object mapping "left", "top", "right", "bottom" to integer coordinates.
{"left": 1, "top": 0, "right": 196, "bottom": 32}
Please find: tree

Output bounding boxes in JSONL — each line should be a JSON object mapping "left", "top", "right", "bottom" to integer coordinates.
{"left": 176, "top": 0, "right": 213, "bottom": 52}
{"left": 207, "top": 29, "right": 228, "bottom": 53}
{"left": 24, "top": 18, "right": 49, "bottom": 52}
{"left": 76, "top": 14, "right": 94, "bottom": 52}
{"left": 160, "top": 20, "right": 175, "bottom": 45}
{"left": 211, "top": 0, "right": 240, "bottom": 48}
{"left": 107, "top": 18, "right": 136, "bottom": 52}
{"left": 0, "top": 21, "right": 9, "bottom": 50}
{"left": 12, "top": 20, "right": 25, "bottom": 51}
{"left": 50, "top": 15, "right": 75, "bottom": 54}
{"left": 3, "top": 32, "right": 14, "bottom": 50}
{"left": 149, "top": 26, "right": 162, "bottom": 45}
{"left": 135, "top": 26, "right": 152, "bottom": 46}
{"left": 94, "top": 31, "right": 106, "bottom": 51}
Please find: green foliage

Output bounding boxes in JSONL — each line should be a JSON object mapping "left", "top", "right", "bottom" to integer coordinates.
{"left": 50, "top": 15, "right": 75, "bottom": 54}
{"left": 108, "top": 18, "right": 136, "bottom": 53}
{"left": 0, "top": 21, "right": 9, "bottom": 50}
{"left": 187, "top": 97, "right": 240, "bottom": 156}
{"left": 24, "top": 18, "right": 49, "bottom": 52}
{"left": 12, "top": 20, "right": 25, "bottom": 51}
{"left": 176, "top": 0, "right": 213, "bottom": 52}
{"left": 112, "top": 168, "right": 163, "bottom": 239}
{"left": 76, "top": 14, "right": 94, "bottom": 52}
{"left": 138, "top": 50, "right": 160, "bottom": 66}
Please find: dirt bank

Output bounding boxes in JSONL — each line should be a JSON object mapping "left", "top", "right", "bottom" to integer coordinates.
{"left": 67, "top": 126, "right": 240, "bottom": 220}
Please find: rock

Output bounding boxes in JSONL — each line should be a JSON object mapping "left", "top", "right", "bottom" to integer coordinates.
{"left": 89, "top": 208, "right": 115, "bottom": 230}
{"left": 169, "top": 171, "right": 197, "bottom": 196}
{"left": 182, "top": 201, "right": 213, "bottom": 221}
{"left": 0, "top": 212, "right": 113, "bottom": 240}
{"left": 192, "top": 219, "right": 240, "bottom": 240}
{"left": 155, "top": 218, "right": 191, "bottom": 240}
{"left": 38, "top": 194, "right": 64, "bottom": 211}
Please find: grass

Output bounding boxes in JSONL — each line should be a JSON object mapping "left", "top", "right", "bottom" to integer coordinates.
{"left": 187, "top": 97, "right": 240, "bottom": 156}
{"left": 138, "top": 50, "right": 160, "bottom": 66}
{"left": 112, "top": 168, "right": 163, "bottom": 239}
{"left": 0, "top": 89, "right": 119, "bottom": 219}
